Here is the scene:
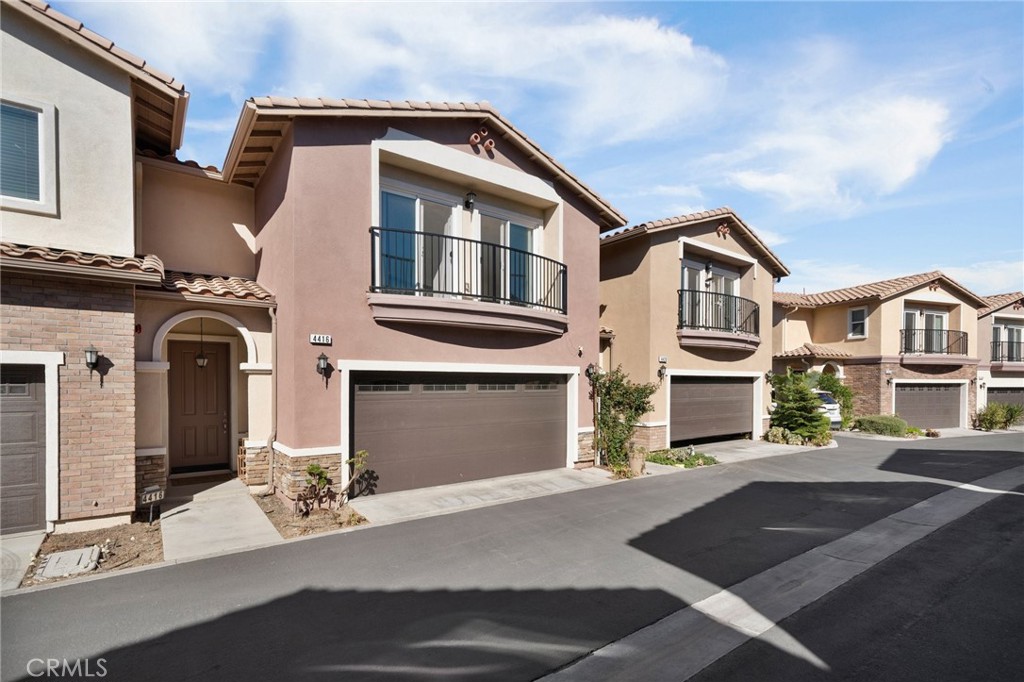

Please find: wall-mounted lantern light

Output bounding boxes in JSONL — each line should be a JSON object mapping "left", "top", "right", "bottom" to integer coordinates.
{"left": 657, "top": 364, "right": 667, "bottom": 379}
{"left": 585, "top": 363, "right": 597, "bottom": 380}
{"left": 464, "top": 192, "right": 476, "bottom": 210}
{"left": 316, "top": 353, "right": 330, "bottom": 376}
{"left": 84, "top": 344, "right": 100, "bottom": 371}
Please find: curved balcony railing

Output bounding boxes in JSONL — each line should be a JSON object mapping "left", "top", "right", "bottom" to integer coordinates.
{"left": 677, "top": 289, "right": 759, "bottom": 336}
{"left": 992, "top": 340, "right": 1024, "bottom": 362}
{"left": 370, "top": 227, "right": 567, "bottom": 314}
{"left": 900, "top": 328, "right": 968, "bottom": 355}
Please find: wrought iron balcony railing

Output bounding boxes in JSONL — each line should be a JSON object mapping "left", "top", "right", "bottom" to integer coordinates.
{"left": 370, "top": 227, "right": 567, "bottom": 314}
{"left": 991, "top": 340, "right": 1024, "bottom": 362}
{"left": 677, "top": 289, "right": 760, "bottom": 336}
{"left": 900, "top": 328, "right": 968, "bottom": 355}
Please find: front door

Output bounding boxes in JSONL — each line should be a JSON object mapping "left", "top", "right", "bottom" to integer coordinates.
{"left": 168, "top": 341, "right": 230, "bottom": 473}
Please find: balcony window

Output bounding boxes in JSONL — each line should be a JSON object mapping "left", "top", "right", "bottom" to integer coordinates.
{"left": 902, "top": 308, "right": 956, "bottom": 354}
{"left": 992, "top": 324, "right": 1024, "bottom": 362}
{"left": 676, "top": 260, "right": 759, "bottom": 349}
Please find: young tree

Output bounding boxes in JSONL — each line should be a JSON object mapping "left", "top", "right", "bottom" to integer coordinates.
{"left": 770, "top": 371, "right": 830, "bottom": 440}
{"left": 589, "top": 366, "right": 659, "bottom": 477}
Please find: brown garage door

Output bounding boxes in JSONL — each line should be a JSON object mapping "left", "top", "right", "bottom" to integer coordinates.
{"left": 1, "top": 365, "right": 46, "bottom": 534}
{"left": 986, "top": 387, "right": 1024, "bottom": 408}
{"left": 353, "top": 373, "right": 567, "bottom": 494}
{"left": 670, "top": 377, "right": 754, "bottom": 443}
{"left": 894, "top": 384, "right": 961, "bottom": 428}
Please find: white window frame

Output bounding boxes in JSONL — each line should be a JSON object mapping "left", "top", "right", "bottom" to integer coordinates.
{"left": 848, "top": 306, "right": 868, "bottom": 339}
{"left": 1, "top": 96, "right": 58, "bottom": 217}
{"left": 473, "top": 203, "right": 543, "bottom": 306}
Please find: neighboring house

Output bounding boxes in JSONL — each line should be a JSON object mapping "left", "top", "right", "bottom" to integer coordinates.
{"left": 599, "top": 208, "right": 790, "bottom": 450}
{"left": 976, "top": 292, "right": 1024, "bottom": 410}
{"left": 0, "top": 0, "right": 188, "bottom": 533}
{"left": 214, "top": 96, "right": 626, "bottom": 497}
{"left": 772, "top": 271, "right": 988, "bottom": 429}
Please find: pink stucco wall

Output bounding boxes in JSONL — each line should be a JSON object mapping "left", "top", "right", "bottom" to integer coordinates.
{"left": 255, "top": 117, "right": 604, "bottom": 448}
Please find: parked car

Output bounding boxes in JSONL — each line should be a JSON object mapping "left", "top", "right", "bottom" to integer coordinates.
{"left": 813, "top": 390, "right": 842, "bottom": 428}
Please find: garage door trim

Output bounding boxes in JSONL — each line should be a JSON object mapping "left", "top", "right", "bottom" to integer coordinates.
{"left": 891, "top": 379, "right": 967, "bottom": 429}
{"left": 338, "top": 360, "right": 581, "bottom": 490}
{"left": 664, "top": 369, "right": 767, "bottom": 450}
{"left": 0, "top": 350, "right": 64, "bottom": 533}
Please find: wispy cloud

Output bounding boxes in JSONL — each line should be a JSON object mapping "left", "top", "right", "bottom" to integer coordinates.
{"left": 939, "top": 260, "right": 1024, "bottom": 296}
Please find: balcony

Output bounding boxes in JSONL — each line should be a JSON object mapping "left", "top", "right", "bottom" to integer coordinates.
{"left": 991, "top": 340, "right": 1024, "bottom": 369}
{"left": 899, "top": 328, "right": 970, "bottom": 366}
{"left": 367, "top": 227, "right": 568, "bottom": 335}
{"left": 677, "top": 289, "right": 760, "bottom": 351}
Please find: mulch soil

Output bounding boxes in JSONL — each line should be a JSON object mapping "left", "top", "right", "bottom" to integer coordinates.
{"left": 255, "top": 494, "right": 367, "bottom": 539}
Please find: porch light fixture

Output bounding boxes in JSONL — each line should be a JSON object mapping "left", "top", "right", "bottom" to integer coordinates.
{"left": 657, "top": 364, "right": 667, "bottom": 379}
{"left": 195, "top": 318, "right": 208, "bottom": 369}
{"left": 887, "top": 377, "right": 894, "bottom": 386}
{"left": 585, "top": 363, "right": 597, "bottom": 379}
{"left": 84, "top": 345, "right": 100, "bottom": 371}
{"left": 316, "top": 353, "right": 330, "bottom": 376}
{"left": 464, "top": 192, "right": 476, "bottom": 210}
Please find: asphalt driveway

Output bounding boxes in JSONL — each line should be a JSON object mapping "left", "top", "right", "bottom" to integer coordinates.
{"left": 2, "top": 433, "right": 1021, "bottom": 681}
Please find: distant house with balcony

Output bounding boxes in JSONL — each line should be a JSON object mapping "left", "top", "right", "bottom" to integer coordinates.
{"left": 599, "top": 208, "right": 790, "bottom": 450}
{"left": 976, "top": 291, "right": 1024, "bottom": 410}
{"left": 772, "top": 271, "right": 988, "bottom": 429}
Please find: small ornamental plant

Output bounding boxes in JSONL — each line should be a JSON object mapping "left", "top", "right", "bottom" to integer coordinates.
{"left": 589, "top": 366, "right": 659, "bottom": 478}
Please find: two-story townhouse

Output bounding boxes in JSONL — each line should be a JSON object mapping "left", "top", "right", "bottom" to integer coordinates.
{"left": 202, "top": 97, "right": 627, "bottom": 498}
{"left": 0, "top": 0, "right": 187, "bottom": 533}
{"left": 976, "top": 292, "right": 1024, "bottom": 410}
{"left": 599, "top": 208, "right": 790, "bottom": 451}
{"left": 772, "top": 271, "right": 987, "bottom": 429}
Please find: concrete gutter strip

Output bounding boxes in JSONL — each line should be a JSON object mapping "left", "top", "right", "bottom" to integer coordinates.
{"left": 542, "top": 465, "right": 1024, "bottom": 682}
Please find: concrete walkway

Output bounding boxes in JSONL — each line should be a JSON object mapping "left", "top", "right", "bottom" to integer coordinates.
{"left": 0, "top": 531, "right": 45, "bottom": 593}
{"left": 160, "top": 478, "right": 281, "bottom": 562}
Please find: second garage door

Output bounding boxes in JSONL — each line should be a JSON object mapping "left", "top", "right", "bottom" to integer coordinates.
{"left": 894, "top": 384, "right": 962, "bottom": 428}
{"left": 353, "top": 372, "right": 567, "bottom": 494}
{"left": 986, "top": 387, "right": 1024, "bottom": 408}
{"left": 670, "top": 377, "right": 754, "bottom": 444}
{"left": 1, "top": 365, "right": 47, "bottom": 535}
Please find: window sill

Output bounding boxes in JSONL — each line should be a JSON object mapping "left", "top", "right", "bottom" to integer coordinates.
{"left": 846, "top": 334, "right": 867, "bottom": 340}
{"left": 367, "top": 292, "right": 568, "bottom": 336}
{"left": 989, "top": 361, "right": 1023, "bottom": 371}
{"left": 677, "top": 328, "right": 760, "bottom": 351}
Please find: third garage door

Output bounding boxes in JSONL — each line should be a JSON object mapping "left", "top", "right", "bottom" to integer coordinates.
{"left": 353, "top": 373, "right": 566, "bottom": 494}
{"left": 894, "top": 384, "right": 962, "bottom": 428}
{"left": 670, "top": 376, "right": 754, "bottom": 444}
{"left": 986, "top": 387, "right": 1024, "bottom": 408}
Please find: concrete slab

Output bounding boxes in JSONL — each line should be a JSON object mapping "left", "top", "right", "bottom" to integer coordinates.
{"left": 36, "top": 546, "right": 100, "bottom": 580}
{"left": 694, "top": 438, "right": 823, "bottom": 465}
{"left": 349, "top": 468, "right": 617, "bottom": 526}
{"left": 0, "top": 531, "right": 45, "bottom": 593}
{"left": 160, "top": 478, "right": 281, "bottom": 562}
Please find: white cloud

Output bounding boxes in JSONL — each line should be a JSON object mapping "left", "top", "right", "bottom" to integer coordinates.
{"left": 938, "top": 261, "right": 1024, "bottom": 296}
{"left": 778, "top": 258, "right": 1024, "bottom": 297}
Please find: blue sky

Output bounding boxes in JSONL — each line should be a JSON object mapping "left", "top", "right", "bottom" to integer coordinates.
{"left": 56, "top": 1, "right": 1023, "bottom": 295}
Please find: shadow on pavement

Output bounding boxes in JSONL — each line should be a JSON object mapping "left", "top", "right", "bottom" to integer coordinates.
{"left": 877, "top": 447, "right": 1024, "bottom": 483}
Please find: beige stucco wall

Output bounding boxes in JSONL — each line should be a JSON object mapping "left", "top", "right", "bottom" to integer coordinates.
{"left": 598, "top": 237, "right": 652, "bottom": 383}
{"left": 772, "top": 306, "right": 815, "bottom": 352}
{"left": 255, "top": 116, "right": 605, "bottom": 450}
{"left": 138, "top": 162, "right": 257, "bottom": 277}
{"left": 1, "top": 11, "right": 135, "bottom": 256}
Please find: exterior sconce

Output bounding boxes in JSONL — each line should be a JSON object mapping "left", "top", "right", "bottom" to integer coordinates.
{"left": 657, "top": 364, "right": 667, "bottom": 379}
{"left": 84, "top": 345, "right": 100, "bottom": 371}
{"left": 316, "top": 353, "right": 329, "bottom": 376}
{"left": 585, "top": 363, "right": 597, "bottom": 379}
{"left": 887, "top": 377, "right": 893, "bottom": 386}
{"left": 765, "top": 370, "right": 775, "bottom": 382}
{"left": 464, "top": 192, "right": 476, "bottom": 210}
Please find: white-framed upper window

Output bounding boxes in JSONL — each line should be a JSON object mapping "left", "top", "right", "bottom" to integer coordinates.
{"left": 475, "top": 204, "right": 542, "bottom": 306}
{"left": 1, "top": 97, "right": 57, "bottom": 216}
{"left": 848, "top": 306, "right": 868, "bottom": 338}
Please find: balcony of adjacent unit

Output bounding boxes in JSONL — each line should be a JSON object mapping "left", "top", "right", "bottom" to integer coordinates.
{"left": 367, "top": 227, "right": 568, "bottom": 335}
{"left": 676, "top": 289, "right": 761, "bottom": 351}
{"left": 991, "top": 340, "right": 1024, "bottom": 370}
{"left": 899, "top": 328, "right": 970, "bottom": 365}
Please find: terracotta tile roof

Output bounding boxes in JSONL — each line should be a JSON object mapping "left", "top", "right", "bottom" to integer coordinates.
{"left": 161, "top": 271, "right": 275, "bottom": 303}
{"left": 978, "top": 292, "right": 1024, "bottom": 318}
{"left": 774, "top": 343, "right": 852, "bottom": 359}
{"left": 1, "top": 242, "right": 163, "bottom": 282}
{"left": 137, "top": 149, "right": 220, "bottom": 174}
{"left": 599, "top": 207, "right": 790, "bottom": 278}
{"left": 223, "top": 97, "right": 626, "bottom": 228}
{"left": 774, "top": 270, "right": 987, "bottom": 308}
{"left": 11, "top": 0, "right": 185, "bottom": 95}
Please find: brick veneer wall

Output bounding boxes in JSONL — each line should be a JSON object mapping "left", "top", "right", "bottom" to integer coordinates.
{"left": 1, "top": 272, "right": 136, "bottom": 521}
{"left": 135, "top": 454, "right": 166, "bottom": 502}
{"left": 241, "top": 445, "right": 270, "bottom": 486}
{"left": 273, "top": 451, "right": 343, "bottom": 501}
{"left": 576, "top": 431, "right": 595, "bottom": 467}
{"left": 845, "top": 360, "right": 977, "bottom": 418}
{"left": 630, "top": 424, "right": 668, "bottom": 452}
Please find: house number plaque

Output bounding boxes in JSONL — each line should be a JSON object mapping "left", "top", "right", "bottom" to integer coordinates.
{"left": 309, "top": 334, "right": 332, "bottom": 346}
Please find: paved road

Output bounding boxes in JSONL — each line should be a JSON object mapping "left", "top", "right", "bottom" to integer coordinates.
{"left": 1, "top": 433, "right": 1020, "bottom": 681}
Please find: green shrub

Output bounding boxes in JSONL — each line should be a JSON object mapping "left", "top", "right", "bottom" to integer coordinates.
{"left": 906, "top": 426, "right": 924, "bottom": 438}
{"left": 807, "top": 431, "right": 833, "bottom": 447}
{"left": 854, "top": 415, "right": 908, "bottom": 437}
{"left": 770, "top": 371, "right": 830, "bottom": 440}
{"left": 764, "top": 426, "right": 791, "bottom": 444}
{"left": 814, "top": 372, "right": 855, "bottom": 428}
{"left": 590, "top": 366, "right": 659, "bottom": 474}
{"left": 976, "top": 402, "right": 1024, "bottom": 430}
{"left": 645, "top": 447, "right": 718, "bottom": 468}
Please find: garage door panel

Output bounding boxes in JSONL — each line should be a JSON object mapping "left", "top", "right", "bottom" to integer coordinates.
{"left": 354, "top": 373, "right": 567, "bottom": 494}
{"left": 986, "top": 387, "right": 1024, "bottom": 408}
{"left": 1, "top": 365, "right": 47, "bottom": 534}
{"left": 671, "top": 377, "right": 754, "bottom": 443}
{"left": 894, "top": 384, "right": 961, "bottom": 428}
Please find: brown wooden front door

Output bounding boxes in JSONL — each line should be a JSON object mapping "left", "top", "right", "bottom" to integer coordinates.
{"left": 169, "top": 341, "right": 230, "bottom": 473}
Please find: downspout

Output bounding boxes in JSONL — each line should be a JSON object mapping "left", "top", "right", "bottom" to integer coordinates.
{"left": 262, "top": 305, "right": 278, "bottom": 495}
